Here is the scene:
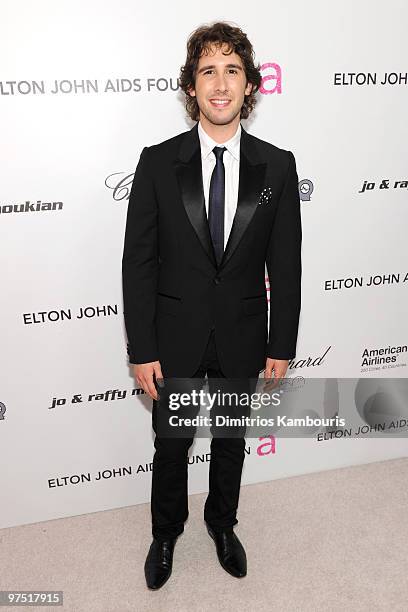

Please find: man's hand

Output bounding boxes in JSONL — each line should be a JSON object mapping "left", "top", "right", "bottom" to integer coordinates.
{"left": 133, "top": 360, "right": 163, "bottom": 401}
{"left": 264, "top": 357, "right": 289, "bottom": 389}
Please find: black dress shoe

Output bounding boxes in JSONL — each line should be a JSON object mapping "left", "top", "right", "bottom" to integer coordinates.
{"left": 207, "top": 525, "right": 247, "bottom": 578}
{"left": 144, "top": 537, "right": 177, "bottom": 590}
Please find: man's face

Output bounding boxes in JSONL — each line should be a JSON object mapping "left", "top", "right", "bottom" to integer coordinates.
{"left": 189, "top": 43, "right": 253, "bottom": 127}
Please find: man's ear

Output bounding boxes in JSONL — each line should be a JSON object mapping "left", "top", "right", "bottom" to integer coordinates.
{"left": 245, "top": 81, "right": 253, "bottom": 96}
{"left": 188, "top": 85, "right": 196, "bottom": 97}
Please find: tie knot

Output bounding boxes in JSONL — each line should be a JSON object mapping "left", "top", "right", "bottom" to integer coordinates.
{"left": 213, "top": 146, "right": 226, "bottom": 162}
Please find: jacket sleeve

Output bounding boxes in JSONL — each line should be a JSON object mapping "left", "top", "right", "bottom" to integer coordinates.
{"left": 122, "top": 146, "right": 159, "bottom": 364}
{"left": 265, "top": 150, "right": 302, "bottom": 360}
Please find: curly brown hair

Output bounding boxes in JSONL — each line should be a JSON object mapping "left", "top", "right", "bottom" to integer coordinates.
{"left": 179, "top": 21, "right": 262, "bottom": 121}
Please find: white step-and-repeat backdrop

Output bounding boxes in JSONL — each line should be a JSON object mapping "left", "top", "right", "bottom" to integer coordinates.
{"left": 1, "top": 0, "right": 407, "bottom": 529}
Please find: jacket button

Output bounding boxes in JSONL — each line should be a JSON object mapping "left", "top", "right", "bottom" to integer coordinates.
{"left": 213, "top": 276, "right": 221, "bottom": 285}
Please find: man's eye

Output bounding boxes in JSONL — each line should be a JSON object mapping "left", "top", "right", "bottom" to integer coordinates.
{"left": 228, "top": 69, "right": 238, "bottom": 74}
{"left": 203, "top": 70, "right": 213, "bottom": 75}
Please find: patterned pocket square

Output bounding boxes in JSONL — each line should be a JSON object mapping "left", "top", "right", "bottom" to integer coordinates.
{"left": 258, "top": 186, "right": 273, "bottom": 205}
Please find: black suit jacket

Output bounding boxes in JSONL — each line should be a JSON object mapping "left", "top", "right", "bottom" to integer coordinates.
{"left": 122, "top": 122, "right": 302, "bottom": 377}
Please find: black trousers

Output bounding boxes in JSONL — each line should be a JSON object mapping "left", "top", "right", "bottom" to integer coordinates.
{"left": 150, "top": 329, "right": 259, "bottom": 541}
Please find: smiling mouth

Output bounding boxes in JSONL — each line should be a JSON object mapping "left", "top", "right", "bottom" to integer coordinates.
{"left": 209, "top": 99, "right": 231, "bottom": 108}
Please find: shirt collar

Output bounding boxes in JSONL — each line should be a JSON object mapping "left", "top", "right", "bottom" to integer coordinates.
{"left": 197, "top": 121, "right": 241, "bottom": 162}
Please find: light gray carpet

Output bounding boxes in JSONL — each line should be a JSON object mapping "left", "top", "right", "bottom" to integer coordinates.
{"left": 1, "top": 457, "right": 407, "bottom": 611}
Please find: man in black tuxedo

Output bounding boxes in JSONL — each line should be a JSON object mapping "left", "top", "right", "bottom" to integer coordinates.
{"left": 122, "top": 21, "right": 302, "bottom": 589}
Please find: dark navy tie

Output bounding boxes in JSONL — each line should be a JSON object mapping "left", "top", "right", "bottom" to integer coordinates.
{"left": 208, "top": 146, "right": 226, "bottom": 267}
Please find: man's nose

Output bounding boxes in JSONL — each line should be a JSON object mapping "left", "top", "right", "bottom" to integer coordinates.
{"left": 214, "top": 72, "right": 228, "bottom": 93}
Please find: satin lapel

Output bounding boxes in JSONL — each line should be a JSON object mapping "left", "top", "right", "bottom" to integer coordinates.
{"left": 174, "top": 125, "right": 217, "bottom": 269}
{"left": 219, "top": 129, "right": 266, "bottom": 270}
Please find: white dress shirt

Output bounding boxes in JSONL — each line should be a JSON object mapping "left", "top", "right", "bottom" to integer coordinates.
{"left": 197, "top": 121, "right": 241, "bottom": 250}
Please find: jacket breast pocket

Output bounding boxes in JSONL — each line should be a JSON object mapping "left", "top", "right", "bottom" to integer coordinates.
{"left": 243, "top": 295, "right": 268, "bottom": 316}
{"left": 156, "top": 292, "right": 182, "bottom": 317}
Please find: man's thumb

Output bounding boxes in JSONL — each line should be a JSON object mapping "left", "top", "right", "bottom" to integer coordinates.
{"left": 154, "top": 363, "right": 164, "bottom": 387}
